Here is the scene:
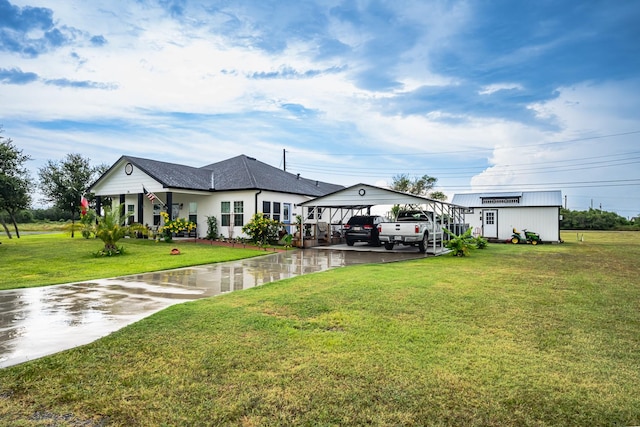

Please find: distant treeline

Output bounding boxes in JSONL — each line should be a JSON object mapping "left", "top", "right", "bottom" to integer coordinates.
{"left": 1, "top": 207, "right": 75, "bottom": 223}
{"left": 560, "top": 208, "right": 638, "bottom": 230}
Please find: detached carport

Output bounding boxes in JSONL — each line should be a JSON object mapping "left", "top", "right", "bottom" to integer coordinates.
{"left": 296, "top": 183, "right": 468, "bottom": 254}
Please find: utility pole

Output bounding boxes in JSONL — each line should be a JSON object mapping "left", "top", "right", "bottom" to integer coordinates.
{"left": 564, "top": 195, "right": 567, "bottom": 209}
{"left": 283, "top": 149, "right": 286, "bottom": 171}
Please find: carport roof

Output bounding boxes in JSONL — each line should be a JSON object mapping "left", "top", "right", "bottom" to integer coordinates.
{"left": 298, "top": 183, "right": 465, "bottom": 209}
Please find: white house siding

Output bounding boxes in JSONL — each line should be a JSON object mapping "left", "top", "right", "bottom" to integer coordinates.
{"left": 95, "top": 188, "right": 313, "bottom": 239}
{"left": 190, "top": 190, "right": 312, "bottom": 239}
{"left": 92, "top": 160, "right": 160, "bottom": 196}
{"left": 452, "top": 190, "right": 562, "bottom": 243}
{"left": 465, "top": 206, "right": 560, "bottom": 242}
{"left": 90, "top": 157, "right": 341, "bottom": 239}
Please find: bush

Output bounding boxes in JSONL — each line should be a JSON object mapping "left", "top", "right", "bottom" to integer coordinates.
{"left": 475, "top": 235, "right": 488, "bottom": 249}
{"left": 444, "top": 227, "right": 483, "bottom": 257}
{"left": 159, "top": 211, "right": 196, "bottom": 243}
{"left": 242, "top": 213, "right": 281, "bottom": 247}
{"left": 205, "top": 215, "right": 218, "bottom": 240}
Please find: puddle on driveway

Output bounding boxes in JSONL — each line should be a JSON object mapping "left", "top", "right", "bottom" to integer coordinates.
{"left": 1, "top": 249, "right": 422, "bottom": 368}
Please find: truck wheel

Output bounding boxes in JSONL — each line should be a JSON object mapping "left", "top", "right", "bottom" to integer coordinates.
{"left": 384, "top": 243, "right": 394, "bottom": 250}
{"left": 418, "top": 233, "right": 428, "bottom": 253}
{"left": 346, "top": 240, "right": 355, "bottom": 246}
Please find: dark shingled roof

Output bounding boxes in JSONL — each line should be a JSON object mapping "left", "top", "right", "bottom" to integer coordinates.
{"left": 115, "top": 154, "right": 343, "bottom": 197}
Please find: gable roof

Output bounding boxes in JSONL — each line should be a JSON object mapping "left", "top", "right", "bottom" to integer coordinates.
{"left": 452, "top": 190, "right": 563, "bottom": 208}
{"left": 91, "top": 154, "right": 343, "bottom": 197}
{"left": 200, "top": 155, "right": 343, "bottom": 196}
{"left": 299, "top": 183, "right": 465, "bottom": 209}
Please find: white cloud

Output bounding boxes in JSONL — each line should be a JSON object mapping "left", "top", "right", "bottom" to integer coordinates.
{"left": 478, "top": 83, "right": 524, "bottom": 95}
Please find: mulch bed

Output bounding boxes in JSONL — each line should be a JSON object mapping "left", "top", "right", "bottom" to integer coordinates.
{"left": 179, "top": 238, "right": 290, "bottom": 253}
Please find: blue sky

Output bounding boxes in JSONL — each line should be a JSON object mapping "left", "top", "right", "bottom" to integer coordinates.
{"left": 1, "top": 0, "right": 639, "bottom": 216}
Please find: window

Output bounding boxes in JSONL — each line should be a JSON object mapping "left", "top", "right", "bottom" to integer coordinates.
{"left": 273, "top": 202, "right": 281, "bottom": 221}
{"left": 153, "top": 204, "right": 161, "bottom": 225}
{"left": 485, "top": 211, "right": 495, "bottom": 225}
{"left": 127, "top": 204, "right": 135, "bottom": 225}
{"left": 189, "top": 202, "right": 197, "bottom": 224}
{"left": 222, "top": 201, "right": 244, "bottom": 226}
{"left": 234, "top": 201, "right": 244, "bottom": 226}
{"left": 308, "top": 207, "right": 323, "bottom": 220}
{"left": 262, "top": 201, "right": 271, "bottom": 217}
{"left": 221, "top": 201, "right": 230, "bottom": 227}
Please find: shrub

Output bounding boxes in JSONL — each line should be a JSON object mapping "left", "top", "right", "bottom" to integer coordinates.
{"left": 475, "top": 235, "right": 488, "bottom": 249}
{"left": 205, "top": 215, "right": 218, "bottom": 240}
{"left": 159, "top": 211, "right": 196, "bottom": 243}
{"left": 444, "top": 227, "right": 476, "bottom": 257}
{"left": 242, "top": 213, "right": 281, "bottom": 247}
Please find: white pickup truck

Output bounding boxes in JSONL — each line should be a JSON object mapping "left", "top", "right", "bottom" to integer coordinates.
{"left": 377, "top": 210, "right": 443, "bottom": 253}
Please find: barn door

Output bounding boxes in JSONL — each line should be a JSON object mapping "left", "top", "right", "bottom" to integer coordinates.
{"left": 483, "top": 209, "right": 498, "bottom": 238}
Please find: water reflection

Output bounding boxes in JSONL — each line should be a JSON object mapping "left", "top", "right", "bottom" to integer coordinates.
{"left": 0, "top": 249, "right": 422, "bottom": 368}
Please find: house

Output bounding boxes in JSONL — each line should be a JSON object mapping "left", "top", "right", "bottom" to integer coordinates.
{"left": 451, "top": 190, "right": 563, "bottom": 243}
{"left": 88, "top": 155, "right": 344, "bottom": 238}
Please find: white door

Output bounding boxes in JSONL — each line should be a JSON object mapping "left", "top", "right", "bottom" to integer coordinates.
{"left": 483, "top": 209, "right": 498, "bottom": 238}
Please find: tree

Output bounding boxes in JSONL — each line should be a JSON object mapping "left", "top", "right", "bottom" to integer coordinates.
{"left": 389, "top": 173, "right": 445, "bottom": 218}
{"left": 0, "top": 129, "right": 33, "bottom": 238}
{"left": 38, "top": 153, "right": 97, "bottom": 238}
{"left": 429, "top": 191, "right": 447, "bottom": 201}
{"left": 391, "top": 173, "right": 437, "bottom": 196}
{"left": 560, "top": 208, "right": 632, "bottom": 230}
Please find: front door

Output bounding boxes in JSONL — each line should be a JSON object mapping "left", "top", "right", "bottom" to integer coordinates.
{"left": 483, "top": 209, "right": 498, "bottom": 238}
{"left": 283, "top": 203, "right": 291, "bottom": 233}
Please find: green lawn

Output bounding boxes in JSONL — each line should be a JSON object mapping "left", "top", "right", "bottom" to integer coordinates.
{"left": 0, "top": 231, "right": 639, "bottom": 426}
{"left": 0, "top": 233, "right": 270, "bottom": 290}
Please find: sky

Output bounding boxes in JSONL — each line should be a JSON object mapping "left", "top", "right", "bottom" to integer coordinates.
{"left": 1, "top": 0, "right": 639, "bottom": 217}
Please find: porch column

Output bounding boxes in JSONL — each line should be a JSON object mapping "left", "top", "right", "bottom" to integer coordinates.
{"left": 166, "top": 192, "right": 173, "bottom": 220}
{"left": 137, "top": 193, "right": 144, "bottom": 225}
{"left": 119, "top": 194, "right": 126, "bottom": 225}
{"left": 95, "top": 196, "right": 102, "bottom": 217}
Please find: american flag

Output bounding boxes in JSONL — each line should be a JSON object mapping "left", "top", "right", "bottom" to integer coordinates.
{"left": 143, "top": 186, "right": 157, "bottom": 202}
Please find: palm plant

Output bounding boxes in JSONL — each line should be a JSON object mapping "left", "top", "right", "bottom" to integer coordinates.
{"left": 443, "top": 227, "right": 476, "bottom": 256}
{"left": 94, "top": 204, "right": 147, "bottom": 255}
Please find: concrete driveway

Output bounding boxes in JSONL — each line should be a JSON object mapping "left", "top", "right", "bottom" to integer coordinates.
{"left": 0, "top": 249, "right": 424, "bottom": 368}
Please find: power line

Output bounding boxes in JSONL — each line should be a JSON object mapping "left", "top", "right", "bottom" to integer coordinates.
{"left": 437, "top": 179, "right": 640, "bottom": 190}
{"left": 287, "top": 149, "right": 640, "bottom": 176}
{"left": 287, "top": 130, "right": 640, "bottom": 157}
{"left": 287, "top": 157, "right": 640, "bottom": 178}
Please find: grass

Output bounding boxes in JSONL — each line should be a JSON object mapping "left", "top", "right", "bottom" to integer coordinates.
{"left": 0, "top": 231, "right": 639, "bottom": 426}
{"left": 0, "top": 233, "right": 270, "bottom": 290}
{"left": 10, "top": 221, "right": 69, "bottom": 233}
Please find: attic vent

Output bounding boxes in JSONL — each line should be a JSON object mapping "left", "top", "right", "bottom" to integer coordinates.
{"left": 297, "top": 173, "right": 300, "bottom": 180}
{"left": 315, "top": 180, "right": 319, "bottom": 186}
{"left": 481, "top": 196, "right": 520, "bottom": 205}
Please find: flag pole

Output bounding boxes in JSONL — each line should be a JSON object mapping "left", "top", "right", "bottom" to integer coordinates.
{"left": 142, "top": 185, "right": 166, "bottom": 207}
